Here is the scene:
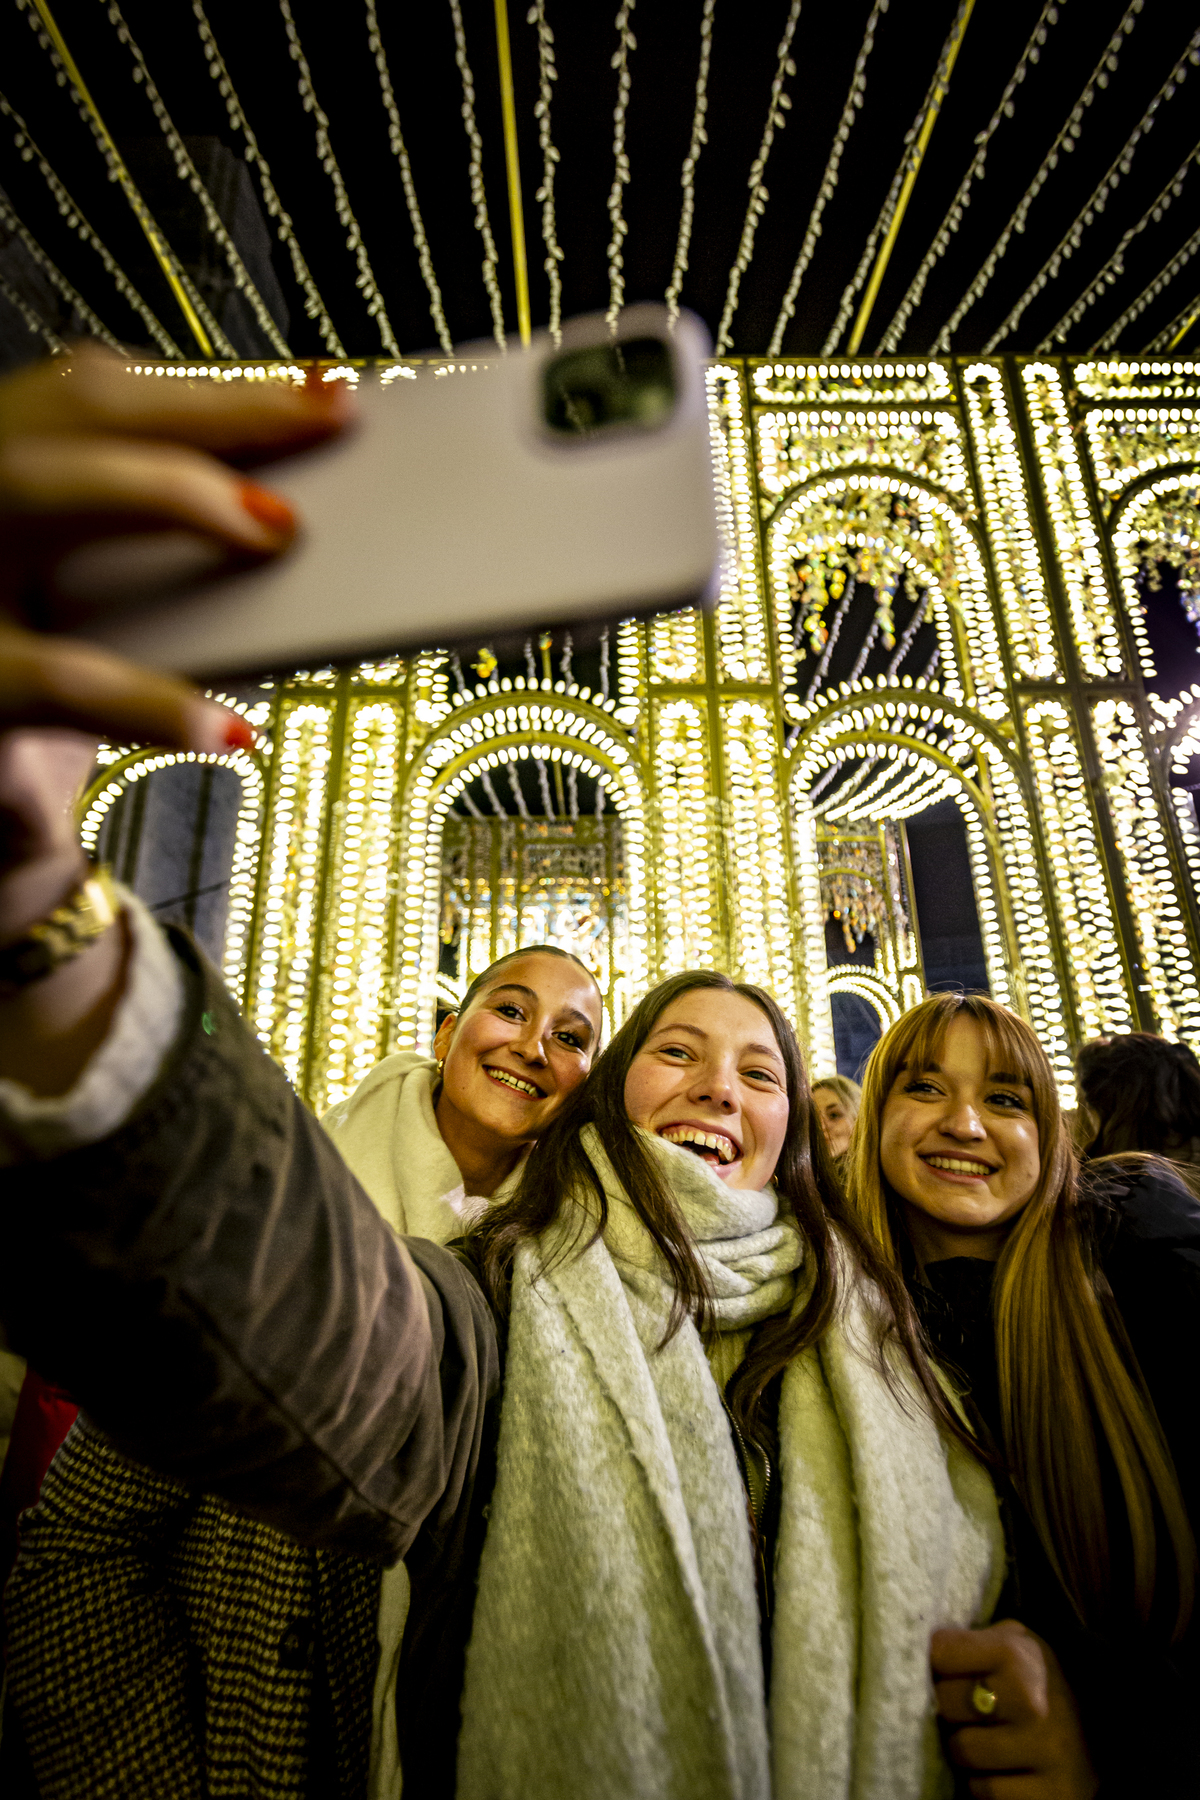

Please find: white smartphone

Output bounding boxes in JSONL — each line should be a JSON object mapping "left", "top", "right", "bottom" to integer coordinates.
{"left": 59, "top": 305, "right": 717, "bottom": 681}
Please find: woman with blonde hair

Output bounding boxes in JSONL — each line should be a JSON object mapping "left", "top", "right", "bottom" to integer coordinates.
{"left": 846, "top": 991, "right": 1200, "bottom": 1794}
{"left": 810, "top": 1072, "right": 861, "bottom": 1168}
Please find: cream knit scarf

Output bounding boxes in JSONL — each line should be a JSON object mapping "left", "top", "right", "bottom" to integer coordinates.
{"left": 457, "top": 1127, "right": 1004, "bottom": 1800}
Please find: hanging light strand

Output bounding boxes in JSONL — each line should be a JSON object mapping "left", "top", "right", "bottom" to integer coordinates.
{"left": 1093, "top": 216, "right": 1200, "bottom": 353}
{"left": 606, "top": 1, "right": 637, "bottom": 330}
{"left": 1039, "top": 140, "right": 1200, "bottom": 350}
{"left": 191, "top": 1, "right": 345, "bottom": 356}
{"left": 768, "top": 0, "right": 886, "bottom": 358}
{"left": 665, "top": 0, "right": 714, "bottom": 326}
{"left": 448, "top": 0, "right": 507, "bottom": 349}
{"left": 0, "top": 91, "right": 182, "bottom": 358}
{"left": 367, "top": 1, "right": 453, "bottom": 355}
{"left": 990, "top": 30, "right": 1200, "bottom": 353}
{"left": 278, "top": 0, "right": 399, "bottom": 355}
{"left": 15, "top": 0, "right": 232, "bottom": 356}
{"left": 1146, "top": 283, "right": 1200, "bottom": 353}
{"left": 932, "top": 0, "right": 1144, "bottom": 354}
{"left": 106, "top": 1, "right": 292, "bottom": 357}
{"left": 876, "top": 0, "right": 1061, "bottom": 355}
{"left": 0, "top": 190, "right": 125, "bottom": 351}
{"left": 528, "top": 0, "right": 564, "bottom": 346}
{"left": 714, "top": 0, "right": 802, "bottom": 356}
{"left": 822, "top": 0, "right": 972, "bottom": 358}
{"left": 0, "top": 270, "right": 65, "bottom": 352}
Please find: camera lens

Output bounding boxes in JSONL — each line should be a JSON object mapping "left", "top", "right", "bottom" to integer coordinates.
{"left": 543, "top": 337, "right": 675, "bottom": 437}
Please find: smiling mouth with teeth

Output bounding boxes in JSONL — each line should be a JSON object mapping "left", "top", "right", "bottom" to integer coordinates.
{"left": 658, "top": 1124, "right": 740, "bottom": 1166}
{"left": 484, "top": 1066, "right": 545, "bottom": 1100}
{"left": 921, "top": 1155, "right": 996, "bottom": 1178}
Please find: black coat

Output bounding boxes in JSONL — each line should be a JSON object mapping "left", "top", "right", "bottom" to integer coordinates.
{"left": 912, "top": 1158, "right": 1200, "bottom": 1798}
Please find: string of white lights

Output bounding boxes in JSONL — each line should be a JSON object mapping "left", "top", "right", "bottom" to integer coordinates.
{"left": 449, "top": 0, "right": 507, "bottom": 349}
{"left": 932, "top": 0, "right": 1144, "bottom": 354}
{"left": 876, "top": 0, "right": 1061, "bottom": 355}
{"left": 804, "top": 573, "right": 856, "bottom": 703}
{"left": 1093, "top": 217, "right": 1200, "bottom": 353}
{"left": 823, "top": 0, "right": 972, "bottom": 358}
{"left": 0, "top": 269, "right": 64, "bottom": 351}
{"left": 990, "top": 31, "right": 1200, "bottom": 353}
{"left": 1145, "top": 281, "right": 1200, "bottom": 351}
{"left": 665, "top": 0, "right": 715, "bottom": 327}
{"left": 0, "top": 190, "right": 124, "bottom": 351}
{"left": 0, "top": 91, "right": 182, "bottom": 358}
{"left": 106, "top": 1, "right": 292, "bottom": 357}
{"left": 14, "top": 0, "right": 234, "bottom": 357}
{"left": 606, "top": 1, "right": 637, "bottom": 330}
{"left": 1039, "top": 141, "right": 1200, "bottom": 350}
{"left": 714, "top": 0, "right": 801, "bottom": 356}
{"left": 528, "top": 0, "right": 564, "bottom": 346}
{"left": 366, "top": 0, "right": 453, "bottom": 355}
{"left": 278, "top": 0, "right": 400, "bottom": 355}
{"left": 885, "top": 590, "right": 932, "bottom": 678}
{"left": 768, "top": 0, "right": 886, "bottom": 358}
{"left": 507, "top": 762, "right": 531, "bottom": 817}
{"left": 191, "top": 0, "right": 345, "bottom": 356}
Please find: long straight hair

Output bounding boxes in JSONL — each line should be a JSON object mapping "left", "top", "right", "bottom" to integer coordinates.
{"left": 472, "top": 969, "right": 963, "bottom": 1450}
{"left": 848, "top": 993, "right": 1196, "bottom": 1640}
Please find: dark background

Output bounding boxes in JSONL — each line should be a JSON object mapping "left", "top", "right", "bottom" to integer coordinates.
{"left": 1, "top": 0, "right": 1197, "bottom": 364}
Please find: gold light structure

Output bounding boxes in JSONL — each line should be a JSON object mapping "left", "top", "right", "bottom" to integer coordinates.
{"left": 81, "top": 354, "right": 1200, "bottom": 1110}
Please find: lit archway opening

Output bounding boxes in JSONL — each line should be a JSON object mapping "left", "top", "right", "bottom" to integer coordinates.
{"left": 79, "top": 745, "right": 265, "bottom": 1003}
{"left": 395, "top": 703, "right": 649, "bottom": 1052}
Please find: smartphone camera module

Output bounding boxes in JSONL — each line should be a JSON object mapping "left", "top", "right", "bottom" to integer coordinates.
{"left": 543, "top": 336, "right": 676, "bottom": 438}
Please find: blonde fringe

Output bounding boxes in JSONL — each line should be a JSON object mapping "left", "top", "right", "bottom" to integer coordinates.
{"left": 848, "top": 995, "right": 1196, "bottom": 1641}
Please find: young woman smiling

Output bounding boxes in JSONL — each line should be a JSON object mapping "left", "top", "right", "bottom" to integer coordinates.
{"left": 6, "top": 966, "right": 1010, "bottom": 1800}
{"left": 847, "top": 992, "right": 1199, "bottom": 1796}
{"left": 324, "top": 944, "right": 602, "bottom": 1237}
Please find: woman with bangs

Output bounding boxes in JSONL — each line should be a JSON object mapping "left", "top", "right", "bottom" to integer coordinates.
{"left": 846, "top": 992, "right": 1200, "bottom": 1797}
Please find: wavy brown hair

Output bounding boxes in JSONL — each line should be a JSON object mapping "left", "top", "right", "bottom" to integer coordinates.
{"left": 848, "top": 992, "right": 1196, "bottom": 1640}
{"left": 472, "top": 969, "right": 964, "bottom": 1451}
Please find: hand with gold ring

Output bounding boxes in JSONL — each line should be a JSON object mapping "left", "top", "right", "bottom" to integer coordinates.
{"left": 930, "top": 1619, "right": 1098, "bottom": 1799}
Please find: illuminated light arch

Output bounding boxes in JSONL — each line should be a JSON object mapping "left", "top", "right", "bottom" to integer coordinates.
{"left": 79, "top": 745, "right": 266, "bottom": 1006}
{"left": 786, "top": 681, "right": 1080, "bottom": 1097}
{"left": 1108, "top": 465, "right": 1200, "bottom": 681}
{"left": 393, "top": 693, "right": 649, "bottom": 1053}
{"left": 763, "top": 466, "right": 1003, "bottom": 703}
{"left": 826, "top": 967, "right": 902, "bottom": 1036}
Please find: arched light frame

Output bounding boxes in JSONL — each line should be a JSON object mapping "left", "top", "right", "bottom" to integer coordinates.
{"left": 786, "top": 679, "right": 1081, "bottom": 1098}
{"left": 392, "top": 692, "right": 649, "bottom": 1053}
{"left": 79, "top": 744, "right": 266, "bottom": 1006}
{"left": 763, "top": 466, "right": 1005, "bottom": 705}
{"left": 1108, "top": 464, "right": 1200, "bottom": 682}
{"left": 826, "top": 966, "right": 902, "bottom": 1034}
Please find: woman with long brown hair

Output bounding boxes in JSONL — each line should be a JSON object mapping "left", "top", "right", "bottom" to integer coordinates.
{"left": 846, "top": 992, "right": 1200, "bottom": 1794}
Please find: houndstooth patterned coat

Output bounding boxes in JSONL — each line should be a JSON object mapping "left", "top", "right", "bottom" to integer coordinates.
{"left": 5, "top": 1417, "right": 381, "bottom": 1799}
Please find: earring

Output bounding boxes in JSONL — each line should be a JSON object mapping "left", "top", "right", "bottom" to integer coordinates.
{"left": 436, "top": 1059, "right": 445, "bottom": 1077}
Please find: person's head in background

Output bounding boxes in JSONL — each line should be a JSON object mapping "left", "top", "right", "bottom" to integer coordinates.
{"left": 1076, "top": 1032, "right": 1200, "bottom": 1161}
{"left": 811, "top": 1074, "right": 861, "bottom": 1161}
{"left": 432, "top": 946, "right": 604, "bottom": 1195}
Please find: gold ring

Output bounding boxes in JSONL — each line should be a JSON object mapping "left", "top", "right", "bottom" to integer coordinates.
{"left": 971, "top": 1682, "right": 998, "bottom": 1717}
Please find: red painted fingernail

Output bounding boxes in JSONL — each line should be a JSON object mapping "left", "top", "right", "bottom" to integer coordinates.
{"left": 224, "top": 717, "right": 257, "bottom": 751}
{"left": 240, "top": 481, "right": 296, "bottom": 538}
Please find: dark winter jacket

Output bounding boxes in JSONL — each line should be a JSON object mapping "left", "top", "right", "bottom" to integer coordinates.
{"left": 912, "top": 1157, "right": 1200, "bottom": 1798}
{"left": 1, "top": 933, "right": 501, "bottom": 1798}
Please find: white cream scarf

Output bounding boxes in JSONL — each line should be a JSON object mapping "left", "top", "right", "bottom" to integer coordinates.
{"left": 457, "top": 1127, "right": 1004, "bottom": 1800}
{"left": 322, "top": 1051, "right": 524, "bottom": 1799}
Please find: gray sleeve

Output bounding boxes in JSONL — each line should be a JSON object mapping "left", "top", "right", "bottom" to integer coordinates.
{"left": 0, "top": 931, "right": 500, "bottom": 1565}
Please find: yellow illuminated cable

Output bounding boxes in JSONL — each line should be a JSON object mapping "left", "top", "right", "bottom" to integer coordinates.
{"left": 848, "top": 0, "right": 975, "bottom": 357}
{"left": 1167, "top": 305, "right": 1200, "bottom": 352}
{"left": 30, "top": 0, "right": 213, "bottom": 356}
{"left": 494, "top": 0, "right": 531, "bottom": 348}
